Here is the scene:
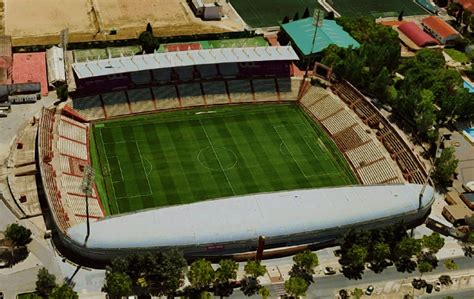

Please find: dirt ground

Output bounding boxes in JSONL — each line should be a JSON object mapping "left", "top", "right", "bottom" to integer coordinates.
{"left": 3, "top": 0, "right": 243, "bottom": 46}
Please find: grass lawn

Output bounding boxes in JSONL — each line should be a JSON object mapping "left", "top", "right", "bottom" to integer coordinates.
{"left": 230, "top": 0, "right": 323, "bottom": 28}
{"left": 91, "top": 104, "right": 357, "bottom": 215}
{"left": 330, "top": 0, "right": 426, "bottom": 17}
{"left": 444, "top": 48, "right": 470, "bottom": 63}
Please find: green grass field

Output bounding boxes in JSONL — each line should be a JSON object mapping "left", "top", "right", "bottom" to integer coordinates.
{"left": 91, "top": 104, "right": 357, "bottom": 215}
{"left": 330, "top": 0, "right": 426, "bottom": 17}
{"left": 230, "top": 0, "right": 323, "bottom": 28}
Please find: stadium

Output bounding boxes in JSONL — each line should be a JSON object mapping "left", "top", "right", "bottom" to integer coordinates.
{"left": 36, "top": 44, "right": 434, "bottom": 264}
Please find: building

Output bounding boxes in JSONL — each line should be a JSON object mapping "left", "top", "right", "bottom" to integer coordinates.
{"left": 12, "top": 52, "right": 48, "bottom": 96}
{"left": 457, "top": 0, "right": 474, "bottom": 14}
{"left": 416, "top": 0, "right": 439, "bottom": 14}
{"left": 0, "top": 36, "right": 12, "bottom": 84}
{"left": 460, "top": 192, "right": 474, "bottom": 209}
{"left": 443, "top": 191, "right": 473, "bottom": 225}
{"left": 421, "top": 16, "right": 460, "bottom": 44}
{"left": 398, "top": 22, "right": 438, "bottom": 47}
{"left": 280, "top": 18, "right": 360, "bottom": 58}
{"left": 46, "top": 46, "right": 66, "bottom": 87}
{"left": 188, "top": 0, "right": 222, "bottom": 20}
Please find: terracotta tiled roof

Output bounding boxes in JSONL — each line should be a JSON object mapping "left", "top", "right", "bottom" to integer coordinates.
{"left": 399, "top": 22, "right": 438, "bottom": 47}
{"left": 421, "top": 16, "right": 459, "bottom": 39}
{"left": 379, "top": 20, "right": 405, "bottom": 27}
{"left": 458, "top": 0, "right": 474, "bottom": 13}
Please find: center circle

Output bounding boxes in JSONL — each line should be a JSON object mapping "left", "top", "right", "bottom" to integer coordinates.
{"left": 197, "top": 146, "right": 238, "bottom": 171}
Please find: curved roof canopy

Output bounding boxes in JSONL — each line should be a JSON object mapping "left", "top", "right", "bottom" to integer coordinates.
{"left": 68, "top": 184, "right": 434, "bottom": 249}
{"left": 399, "top": 22, "right": 438, "bottom": 47}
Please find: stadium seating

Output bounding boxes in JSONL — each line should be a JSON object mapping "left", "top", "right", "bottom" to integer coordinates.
{"left": 58, "top": 154, "right": 71, "bottom": 174}
{"left": 202, "top": 81, "right": 229, "bottom": 105}
{"left": 102, "top": 91, "right": 130, "bottom": 117}
{"left": 152, "top": 86, "right": 180, "bottom": 110}
{"left": 333, "top": 81, "right": 427, "bottom": 185}
{"left": 197, "top": 65, "right": 218, "bottom": 79}
{"left": 178, "top": 83, "right": 205, "bottom": 107}
{"left": 65, "top": 193, "right": 104, "bottom": 219}
{"left": 130, "top": 70, "right": 152, "bottom": 86}
{"left": 227, "top": 80, "right": 253, "bottom": 103}
{"left": 277, "top": 78, "right": 301, "bottom": 101}
{"left": 299, "top": 86, "right": 404, "bottom": 185}
{"left": 58, "top": 116, "right": 87, "bottom": 144}
{"left": 71, "top": 95, "right": 105, "bottom": 120}
{"left": 252, "top": 78, "right": 278, "bottom": 102}
{"left": 127, "top": 88, "right": 155, "bottom": 113}
{"left": 57, "top": 137, "right": 88, "bottom": 160}
{"left": 218, "top": 63, "right": 239, "bottom": 77}
{"left": 152, "top": 68, "right": 172, "bottom": 83}
{"left": 175, "top": 66, "right": 195, "bottom": 82}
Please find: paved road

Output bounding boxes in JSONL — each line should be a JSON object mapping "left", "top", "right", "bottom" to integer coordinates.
{"left": 421, "top": 288, "right": 474, "bottom": 299}
{"left": 232, "top": 256, "right": 474, "bottom": 298}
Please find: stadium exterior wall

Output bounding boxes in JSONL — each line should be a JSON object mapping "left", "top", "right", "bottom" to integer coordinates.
{"left": 51, "top": 184, "right": 434, "bottom": 267}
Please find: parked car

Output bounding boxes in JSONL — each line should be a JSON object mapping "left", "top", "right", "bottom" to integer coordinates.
{"left": 324, "top": 267, "right": 337, "bottom": 275}
{"left": 435, "top": 281, "right": 441, "bottom": 292}
{"left": 365, "top": 285, "right": 374, "bottom": 295}
{"left": 426, "top": 283, "right": 433, "bottom": 293}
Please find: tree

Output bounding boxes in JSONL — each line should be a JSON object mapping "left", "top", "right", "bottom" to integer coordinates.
{"left": 414, "top": 89, "right": 437, "bottom": 140}
{"left": 214, "top": 259, "right": 238, "bottom": 298}
{"left": 284, "top": 276, "right": 308, "bottom": 298}
{"left": 146, "top": 22, "right": 153, "bottom": 34}
{"left": 36, "top": 267, "right": 57, "bottom": 298}
{"left": 431, "top": 147, "right": 458, "bottom": 190}
{"left": 302, "top": 7, "right": 310, "bottom": 19}
{"left": 346, "top": 244, "right": 368, "bottom": 267}
{"left": 368, "top": 66, "right": 390, "bottom": 99}
{"left": 49, "top": 283, "right": 78, "bottom": 299}
{"left": 417, "top": 260, "right": 434, "bottom": 277}
{"left": 352, "top": 288, "right": 364, "bottom": 299}
{"left": 151, "top": 249, "right": 187, "bottom": 297}
{"left": 5, "top": 223, "right": 32, "bottom": 247}
{"left": 422, "top": 233, "right": 445, "bottom": 254}
{"left": 293, "top": 12, "right": 299, "bottom": 21}
{"left": 398, "top": 10, "right": 404, "bottom": 21}
{"left": 188, "top": 259, "right": 215, "bottom": 293}
{"left": 282, "top": 16, "right": 290, "bottom": 24}
{"left": 138, "top": 30, "right": 159, "bottom": 54}
{"left": 394, "top": 237, "right": 422, "bottom": 273}
{"left": 244, "top": 260, "right": 266, "bottom": 279}
{"left": 444, "top": 259, "right": 458, "bottom": 270}
{"left": 56, "top": 84, "right": 68, "bottom": 101}
{"left": 439, "top": 275, "right": 453, "bottom": 286}
{"left": 258, "top": 286, "right": 270, "bottom": 299}
{"left": 293, "top": 250, "right": 319, "bottom": 274}
{"left": 102, "top": 271, "right": 133, "bottom": 299}
{"left": 240, "top": 277, "right": 260, "bottom": 297}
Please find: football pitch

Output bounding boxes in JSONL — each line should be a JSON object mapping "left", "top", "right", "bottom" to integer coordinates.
{"left": 91, "top": 104, "right": 357, "bottom": 215}
{"left": 230, "top": 0, "right": 323, "bottom": 28}
{"left": 330, "top": 0, "right": 426, "bottom": 17}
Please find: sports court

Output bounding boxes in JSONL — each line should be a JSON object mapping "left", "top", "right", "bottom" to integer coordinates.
{"left": 330, "top": 0, "right": 426, "bottom": 17}
{"left": 230, "top": 0, "right": 323, "bottom": 28}
{"left": 91, "top": 104, "right": 356, "bottom": 215}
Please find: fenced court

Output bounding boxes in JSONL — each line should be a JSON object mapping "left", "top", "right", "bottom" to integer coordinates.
{"left": 90, "top": 104, "right": 357, "bottom": 215}
{"left": 329, "top": 0, "right": 427, "bottom": 17}
{"left": 230, "top": 0, "right": 323, "bottom": 28}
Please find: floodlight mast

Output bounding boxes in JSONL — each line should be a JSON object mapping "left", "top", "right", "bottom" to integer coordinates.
{"left": 81, "top": 166, "right": 95, "bottom": 246}
{"left": 304, "top": 9, "right": 324, "bottom": 78}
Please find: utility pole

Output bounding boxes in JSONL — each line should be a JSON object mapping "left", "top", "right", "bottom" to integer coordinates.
{"left": 81, "top": 166, "right": 95, "bottom": 246}
{"left": 304, "top": 9, "right": 324, "bottom": 79}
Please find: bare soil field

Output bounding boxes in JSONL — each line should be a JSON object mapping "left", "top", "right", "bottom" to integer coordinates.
{"left": 4, "top": 0, "right": 239, "bottom": 46}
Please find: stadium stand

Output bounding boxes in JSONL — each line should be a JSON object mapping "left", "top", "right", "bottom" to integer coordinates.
{"left": 332, "top": 81, "right": 428, "bottom": 184}
{"left": 277, "top": 78, "right": 300, "bottom": 101}
{"left": 152, "top": 68, "right": 172, "bottom": 83}
{"left": 38, "top": 108, "right": 105, "bottom": 231}
{"left": 152, "top": 85, "right": 181, "bottom": 110}
{"left": 299, "top": 86, "right": 403, "bottom": 185}
{"left": 175, "top": 66, "right": 195, "bottom": 82}
{"left": 178, "top": 83, "right": 205, "bottom": 107}
{"left": 252, "top": 78, "right": 278, "bottom": 102}
{"left": 130, "top": 70, "right": 152, "bottom": 85}
{"left": 101, "top": 91, "right": 130, "bottom": 117}
{"left": 227, "top": 79, "right": 254, "bottom": 103}
{"left": 218, "top": 63, "right": 239, "bottom": 77}
{"left": 197, "top": 64, "right": 218, "bottom": 79}
{"left": 71, "top": 95, "right": 105, "bottom": 120}
{"left": 127, "top": 88, "right": 156, "bottom": 113}
{"left": 202, "top": 81, "right": 229, "bottom": 105}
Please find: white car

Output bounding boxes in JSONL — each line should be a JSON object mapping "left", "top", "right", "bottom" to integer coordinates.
{"left": 435, "top": 281, "right": 441, "bottom": 292}
{"left": 365, "top": 285, "right": 374, "bottom": 295}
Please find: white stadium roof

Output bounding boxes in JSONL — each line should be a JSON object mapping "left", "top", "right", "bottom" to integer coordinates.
{"left": 72, "top": 46, "right": 299, "bottom": 79}
{"left": 68, "top": 184, "right": 434, "bottom": 249}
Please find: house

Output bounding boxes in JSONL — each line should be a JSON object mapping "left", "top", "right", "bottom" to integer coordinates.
{"left": 457, "top": 0, "right": 474, "bottom": 14}
{"left": 188, "top": 0, "right": 222, "bottom": 20}
{"left": 398, "top": 22, "right": 438, "bottom": 47}
{"left": 46, "top": 46, "right": 66, "bottom": 87}
{"left": 421, "top": 16, "right": 460, "bottom": 44}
